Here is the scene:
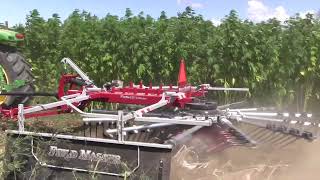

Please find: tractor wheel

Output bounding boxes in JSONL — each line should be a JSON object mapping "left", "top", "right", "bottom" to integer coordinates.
{"left": 0, "top": 46, "right": 34, "bottom": 108}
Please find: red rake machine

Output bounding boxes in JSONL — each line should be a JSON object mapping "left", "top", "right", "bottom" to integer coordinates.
{"left": 2, "top": 58, "right": 319, "bottom": 180}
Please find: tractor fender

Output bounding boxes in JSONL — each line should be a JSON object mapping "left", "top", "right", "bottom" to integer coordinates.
{"left": 0, "top": 29, "right": 23, "bottom": 42}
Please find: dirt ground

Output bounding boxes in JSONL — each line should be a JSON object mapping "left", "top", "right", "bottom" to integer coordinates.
{"left": 171, "top": 135, "right": 320, "bottom": 180}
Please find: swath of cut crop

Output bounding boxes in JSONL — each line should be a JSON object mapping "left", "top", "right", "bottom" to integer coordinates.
{"left": 171, "top": 134, "right": 320, "bottom": 180}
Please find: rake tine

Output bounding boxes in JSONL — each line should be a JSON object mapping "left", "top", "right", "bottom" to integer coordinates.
{"left": 90, "top": 122, "right": 97, "bottom": 138}
{"left": 235, "top": 122, "right": 263, "bottom": 136}
{"left": 238, "top": 116, "right": 277, "bottom": 138}
{"left": 274, "top": 134, "right": 292, "bottom": 144}
{"left": 109, "top": 121, "right": 114, "bottom": 129}
{"left": 96, "top": 122, "right": 104, "bottom": 138}
{"left": 257, "top": 131, "right": 274, "bottom": 143}
{"left": 277, "top": 137, "right": 300, "bottom": 149}
{"left": 247, "top": 127, "right": 265, "bottom": 136}
{"left": 105, "top": 122, "right": 111, "bottom": 136}
{"left": 149, "top": 128, "right": 162, "bottom": 143}
{"left": 253, "top": 130, "right": 274, "bottom": 142}
{"left": 157, "top": 129, "right": 166, "bottom": 143}
{"left": 132, "top": 129, "right": 139, "bottom": 141}
{"left": 128, "top": 131, "right": 135, "bottom": 141}
{"left": 123, "top": 131, "right": 129, "bottom": 141}
{"left": 248, "top": 128, "right": 270, "bottom": 138}
{"left": 132, "top": 131, "right": 139, "bottom": 141}
{"left": 273, "top": 135, "right": 294, "bottom": 146}
{"left": 222, "top": 119, "right": 257, "bottom": 145}
{"left": 208, "top": 142, "right": 231, "bottom": 153}
{"left": 84, "top": 122, "right": 90, "bottom": 137}
{"left": 140, "top": 130, "right": 148, "bottom": 142}
{"left": 163, "top": 126, "right": 174, "bottom": 141}
{"left": 260, "top": 132, "right": 282, "bottom": 144}
{"left": 221, "top": 129, "right": 254, "bottom": 146}
{"left": 266, "top": 134, "right": 288, "bottom": 144}
{"left": 143, "top": 129, "right": 152, "bottom": 142}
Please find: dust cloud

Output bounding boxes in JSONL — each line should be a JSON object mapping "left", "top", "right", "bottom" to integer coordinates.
{"left": 171, "top": 132, "right": 320, "bottom": 180}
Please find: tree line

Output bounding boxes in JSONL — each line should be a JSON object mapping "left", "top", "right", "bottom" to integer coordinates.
{"left": 13, "top": 7, "right": 320, "bottom": 111}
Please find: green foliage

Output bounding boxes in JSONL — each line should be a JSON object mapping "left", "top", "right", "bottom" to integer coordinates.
{"left": 0, "top": 67, "right": 26, "bottom": 92}
{"left": 14, "top": 8, "right": 320, "bottom": 111}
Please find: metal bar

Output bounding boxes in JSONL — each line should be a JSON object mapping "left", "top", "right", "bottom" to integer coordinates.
{"left": 84, "top": 116, "right": 213, "bottom": 126}
{"left": 225, "top": 108, "right": 259, "bottom": 112}
{"left": 90, "top": 110, "right": 174, "bottom": 119}
{"left": 82, "top": 92, "right": 171, "bottom": 121}
{"left": 166, "top": 126, "right": 203, "bottom": 145}
{"left": 135, "top": 116, "right": 213, "bottom": 126}
{"left": 243, "top": 116, "right": 283, "bottom": 122}
{"left": 59, "top": 97, "right": 119, "bottom": 118}
{"left": 138, "top": 85, "right": 178, "bottom": 89}
{"left": 134, "top": 93, "right": 169, "bottom": 117}
{"left": 143, "top": 85, "right": 249, "bottom": 92}
{"left": 225, "top": 107, "right": 277, "bottom": 112}
{"left": 6, "top": 130, "right": 173, "bottom": 149}
{"left": 243, "top": 116, "right": 313, "bottom": 126}
{"left": 23, "top": 94, "right": 89, "bottom": 114}
{"left": 83, "top": 117, "right": 117, "bottom": 121}
{"left": 106, "top": 123, "right": 173, "bottom": 134}
{"left": 207, "top": 87, "right": 249, "bottom": 91}
{"left": 240, "top": 112, "right": 279, "bottom": 116}
{"left": 217, "top": 101, "right": 247, "bottom": 109}
{"left": 0, "top": 92, "right": 58, "bottom": 97}
{"left": 60, "top": 95, "right": 89, "bottom": 114}
{"left": 61, "top": 58, "right": 96, "bottom": 87}
{"left": 238, "top": 112, "right": 293, "bottom": 117}
{"left": 18, "top": 104, "right": 24, "bottom": 132}
{"left": 87, "top": 87, "right": 102, "bottom": 92}
{"left": 238, "top": 118, "right": 269, "bottom": 128}
{"left": 117, "top": 111, "right": 124, "bottom": 142}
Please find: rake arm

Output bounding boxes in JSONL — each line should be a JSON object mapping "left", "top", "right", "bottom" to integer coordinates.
{"left": 225, "top": 109, "right": 318, "bottom": 141}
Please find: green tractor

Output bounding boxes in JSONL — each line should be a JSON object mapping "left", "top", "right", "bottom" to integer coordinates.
{"left": 0, "top": 25, "right": 34, "bottom": 107}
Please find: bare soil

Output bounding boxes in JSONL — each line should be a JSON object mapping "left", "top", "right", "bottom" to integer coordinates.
{"left": 171, "top": 135, "right": 320, "bottom": 180}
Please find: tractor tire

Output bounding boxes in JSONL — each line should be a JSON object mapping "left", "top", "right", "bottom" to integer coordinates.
{"left": 0, "top": 46, "right": 34, "bottom": 108}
